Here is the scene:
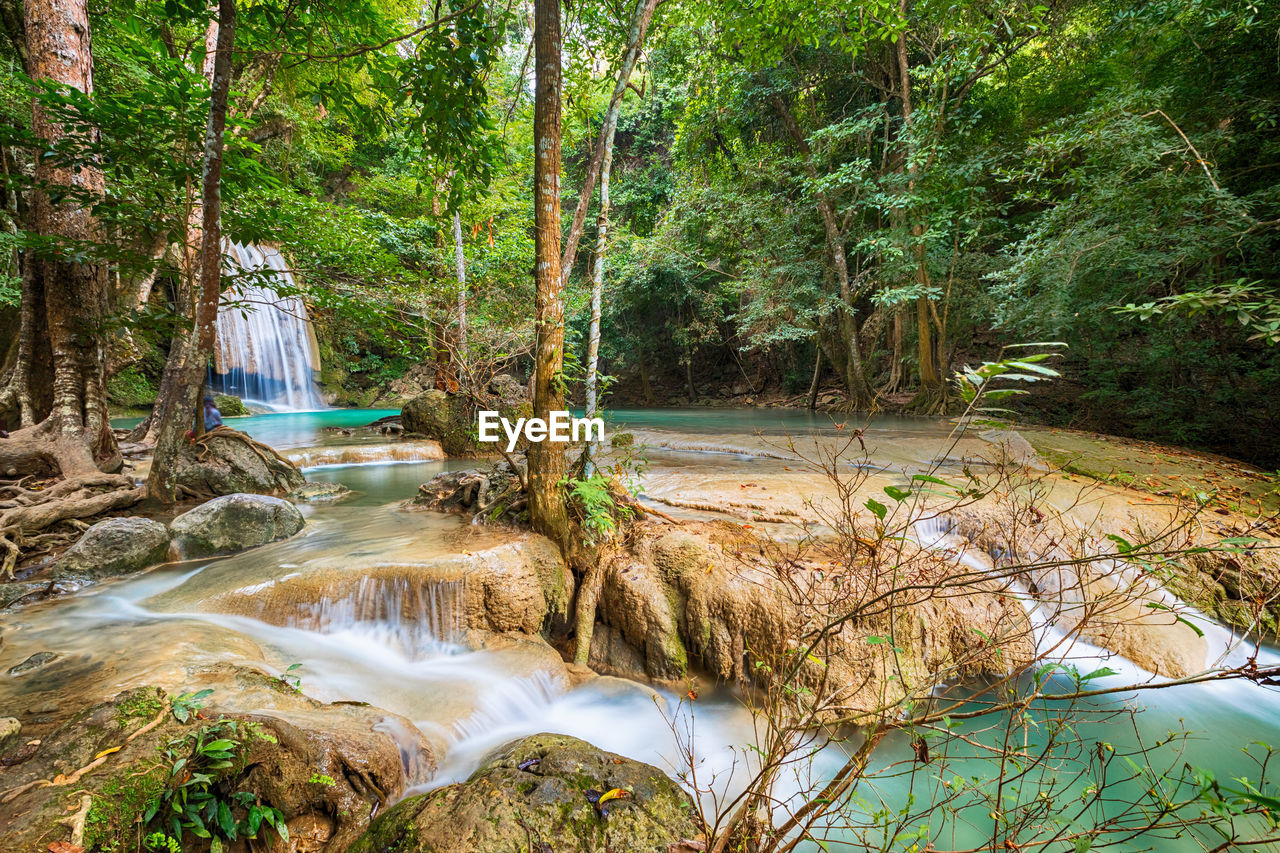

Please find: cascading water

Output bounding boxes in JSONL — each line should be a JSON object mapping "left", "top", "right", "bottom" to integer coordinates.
{"left": 211, "top": 242, "right": 326, "bottom": 411}
{"left": 285, "top": 575, "right": 467, "bottom": 659}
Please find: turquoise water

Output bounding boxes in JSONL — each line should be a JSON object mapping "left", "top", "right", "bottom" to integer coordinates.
{"left": 102, "top": 405, "right": 1280, "bottom": 848}
{"left": 113, "top": 406, "right": 949, "bottom": 449}
{"left": 113, "top": 408, "right": 401, "bottom": 449}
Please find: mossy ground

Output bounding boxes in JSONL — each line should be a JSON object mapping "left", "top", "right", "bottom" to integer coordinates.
{"left": 1023, "top": 426, "right": 1280, "bottom": 516}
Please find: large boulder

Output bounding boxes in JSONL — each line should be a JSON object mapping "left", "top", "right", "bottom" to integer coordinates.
{"left": 348, "top": 733, "right": 700, "bottom": 853}
{"left": 587, "top": 521, "right": 1034, "bottom": 722}
{"left": 174, "top": 429, "right": 306, "bottom": 498}
{"left": 51, "top": 516, "right": 171, "bottom": 582}
{"left": 171, "top": 493, "right": 305, "bottom": 558}
{"left": 400, "top": 389, "right": 476, "bottom": 455}
{"left": 401, "top": 374, "right": 530, "bottom": 456}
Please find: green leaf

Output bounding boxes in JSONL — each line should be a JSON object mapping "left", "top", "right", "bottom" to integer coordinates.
{"left": 883, "top": 485, "right": 911, "bottom": 502}
{"left": 864, "top": 498, "right": 887, "bottom": 519}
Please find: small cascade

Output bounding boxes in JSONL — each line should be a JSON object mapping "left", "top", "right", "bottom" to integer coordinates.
{"left": 212, "top": 242, "right": 326, "bottom": 411}
{"left": 285, "top": 575, "right": 467, "bottom": 659}
{"left": 285, "top": 441, "right": 446, "bottom": 469}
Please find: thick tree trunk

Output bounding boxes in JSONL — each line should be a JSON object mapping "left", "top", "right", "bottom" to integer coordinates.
{"left": 559, "top": 0, "right": 658, "bottom": 282}
{"left": 453, "top": 209, "right": 467, "bottom": 351}
{"left": 771, "top": 94, "right": 875, "bottom": 410}
{"left": 582, "top": 96, "right": 616, "bottom": 479}
{"left": 527, "top": 0, "right": 573, "bottom": 549}
{"left": 4, "top": 0, "right": 118, "bottom": 477}
{"left": 148, "top": 0, "right": 235, "bottom": 504}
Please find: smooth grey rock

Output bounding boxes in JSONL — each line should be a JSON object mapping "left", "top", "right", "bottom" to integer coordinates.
{"left": 52, "top": 516, "right": 171, "bottom": 582}
{"left": 171, "top": 493, "right": 305, "bottom": 558}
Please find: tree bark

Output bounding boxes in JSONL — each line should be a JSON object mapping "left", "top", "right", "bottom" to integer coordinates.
{"left": 453, "top": 209, "right": 468, "bottom": 352}
{"left": 5, "top": 0, "right": 118, "bottom": 477}
{"left": 148, "top": 0, "right": 235, "bottom": 503}
{"left": 895, "top": 13, "right": 946, "bottom": 412}
{"left": 527, "top": 0, "right": 573, "bottom": 549}
{"left": 559, "top": 0, "right": 658, "bottom": 283}
{"left": 771, "top": 94, "right": 875, "bottom": 409}
{"left": 806, "top": 347, "right": 822, "bottom": 409}
{"left": 582, "top": 94, "right": 616, "bottom": 479}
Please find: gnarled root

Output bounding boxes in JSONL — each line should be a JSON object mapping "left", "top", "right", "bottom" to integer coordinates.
{"left": 0, "top": 472, "right": 143, "bottom": 577}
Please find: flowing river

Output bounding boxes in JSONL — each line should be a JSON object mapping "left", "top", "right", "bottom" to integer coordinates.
{"left": 6, "top": 408, "right": 1279, "bottom": 850}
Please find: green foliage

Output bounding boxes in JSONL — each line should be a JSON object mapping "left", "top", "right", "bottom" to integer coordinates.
{"left": 566, "top": 473, "right": 632, "bottom": 545}
{"left": 170, "top": 689, "right": 213, "bottom": 724}
{"left": 107, "top": 367, "right": 156, "bottom": 409}
{"left": 143, "top": 719, "right": 287, "bottom": 851}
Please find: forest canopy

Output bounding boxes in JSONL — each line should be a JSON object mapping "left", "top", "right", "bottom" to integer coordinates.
{"left": 1, "top": 0, "right": 1277, "bottom": 465}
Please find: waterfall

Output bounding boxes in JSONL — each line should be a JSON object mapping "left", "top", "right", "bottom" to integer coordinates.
{"left": 285, "top": 575, "right": 468, "bottom": 659}
{"left": 211, "top": 242, "right": 326, "bottom": 411}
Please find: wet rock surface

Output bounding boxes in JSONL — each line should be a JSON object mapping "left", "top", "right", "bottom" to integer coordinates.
{"left": 348, "top": 733, "right": 699, "bottom": 853}
{"left": 171, "top": 493, "right": 305, "bottom": 558}
{"left": 0, "top": 676, "right": 431, "bottom": 853}
{"left": 174, "top": 428, "right": 307, "bottom": 498}
{"left": 51, "top": 516, "right": 171, "bottom": 583}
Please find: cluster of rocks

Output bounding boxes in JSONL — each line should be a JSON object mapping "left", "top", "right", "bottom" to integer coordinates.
{"left": 2, "top": 494, "right": 306, "bottom": 609}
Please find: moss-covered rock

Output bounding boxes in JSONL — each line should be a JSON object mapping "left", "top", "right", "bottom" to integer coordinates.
{"left": 170, "top": 493, "right": 305, "bottom": 558}
{"left": 401, "top": 389, "right": 478, "bottom": 455}
{"left": 213, "top": 393, "right": 250, "bottom": 416}
{"left": 348, "top": 733, "right": 699, "bottom": 853}
{"left": 51, "top": 516, "right": 171, "bottom": 584}
{"left": 401, "top": 374, "right": 531, "bottom": 457}
{"left": 0, "top": 680, "right": 431, "bottom": 853}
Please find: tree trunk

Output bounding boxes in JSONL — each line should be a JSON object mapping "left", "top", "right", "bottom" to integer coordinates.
{"left": 127, "top": 18, "right": 220, "bottom": 446}
{"left": 4, "top": 0, "right": 117, "bottom": 477}
{"left": 453, "top": 209, "right": 467, "bottom": 352}
{"left": 771, "top": 94, "right": 875, "bottom": 410}
{"left": 896, "top": 13, "right": 947, "bottom": 413}
{"left": 806, "top": 347, "right": 822, "bottom": 409}
{"left": 582, "top": 95, "right": 616, "bottom": 479}
{"left": 148, "top": 0, "right": 235, "bottom": 504}
{"left": 527, "top": 0, "right": 573, "bottom": 550}
{"left": 559, "top": 0, "right": 658, "bottom": 282}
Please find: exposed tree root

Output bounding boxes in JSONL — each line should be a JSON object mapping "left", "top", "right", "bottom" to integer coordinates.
{"left": 191, "top": 425, "right": 294, "bottom": 470}
{"left": 0, "top": 472, "right": 143, "bottom": 577}
{"left": 56, "top": 792, "right": 92, "bottom": 846}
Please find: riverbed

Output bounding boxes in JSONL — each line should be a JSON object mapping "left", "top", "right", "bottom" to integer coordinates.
{"left": 6, "top": 407, "right": 1279, "bottom": 850}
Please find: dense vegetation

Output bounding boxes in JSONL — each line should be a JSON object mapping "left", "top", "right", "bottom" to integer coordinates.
{"left": 1, "top": 0, "right": 1278, "bottom": 466}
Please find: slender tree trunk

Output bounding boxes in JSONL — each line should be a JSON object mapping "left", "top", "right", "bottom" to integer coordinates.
{"left": 453, "top": 209, "right": 467, "bottom": 352}
{"left": 559, "top": 0, "right": 658, "bottom": 282}
{"left": 884, "top": 309, "right": 904, "bottom": 393}
{"left": 527, "top": 0, "right": 573, "bottom": 549}
{"left": 771, "top": 94, "right": 875, "bottom": 409}
{"left": 582, "top": 97, "right": 616, "bottom": 479}
{"left": 148, "top": 0, "right": 235, "bottom": 503}
{"left": 806, "top": 347, "right": 822, "bottom": 409}
{"left": 896, "top": 13, "right": 946, "bottom": 412}
{"left": 129, "top": 18, "right": 220, "bottom": 446}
